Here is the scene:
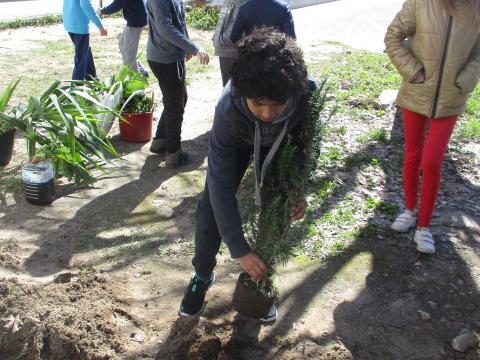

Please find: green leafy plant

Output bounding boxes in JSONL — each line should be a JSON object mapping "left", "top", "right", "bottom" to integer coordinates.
{"left": 0, "top": 79, "right": 20, "bottom": 135}
{"left": 1, "top": 80, "right": 119, "bottom": 185}
{"left": 185, "top": 6, "right": 219, "bottom": 31}
{"left": 242, "top": 80, "right": 330, "bottom": 289}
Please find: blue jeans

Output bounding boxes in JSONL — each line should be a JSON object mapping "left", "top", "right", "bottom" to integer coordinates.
{"left": 68, "top": 33, "right": 96, "bottom": 80}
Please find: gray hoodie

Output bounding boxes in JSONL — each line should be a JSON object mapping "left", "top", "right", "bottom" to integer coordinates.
{"left": 207, "top": 77, "right": 316, "bottom": 259}
{"left": 212, "top": 0, "right": 248, "bottom": 58}
{"left": 147, "top": 0, "right": 199, "bottom": 64}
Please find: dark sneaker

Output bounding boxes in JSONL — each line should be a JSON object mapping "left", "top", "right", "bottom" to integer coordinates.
{"left": 179, "top": 273, "right": 215, "bottom": 317}
{"left": 166, "top": 149, "right": 188, "bottom": 167}
{"left": 149, "top": 138, "right": 165, "bottom": 155}
{"left": 260, "top": 304, "right": 277, "bottom": 323}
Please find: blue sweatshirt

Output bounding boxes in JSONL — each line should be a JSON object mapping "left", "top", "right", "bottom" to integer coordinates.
{"left": 63, "top": 0, "right": 104, "bottom": 34}
{"left": 101, "top": 0, "right": 147, "bottom": 28}
{"left": 230, "top": 0, "right": 296, "bottom": 44}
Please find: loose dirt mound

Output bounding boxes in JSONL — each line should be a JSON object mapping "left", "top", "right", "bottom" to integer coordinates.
{"left": 0, "top": 271, "right": 145, "bottom": 360}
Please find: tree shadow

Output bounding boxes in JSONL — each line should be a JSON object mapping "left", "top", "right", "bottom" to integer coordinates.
{"left": 266, "top": 109, "right": 480, "bottom": 359}
{"left": 23, "top": 131, "right": 211, "bottom": 277}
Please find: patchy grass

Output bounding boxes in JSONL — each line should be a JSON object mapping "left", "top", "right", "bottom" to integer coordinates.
{"left": 311, "top": 46, "right": 402, "bottom": 113}
{"left": 357, "top": 128, "right": 391, "bottom": 144}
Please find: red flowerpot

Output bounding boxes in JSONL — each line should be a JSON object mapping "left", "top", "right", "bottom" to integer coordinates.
{"left": 119, "top": 112, "right": 153, "bottom": 142}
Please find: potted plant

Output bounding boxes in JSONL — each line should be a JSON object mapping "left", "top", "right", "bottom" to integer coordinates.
{"left": 90, "top": 65, "right": 154, "bottom": 142}
{"left": 117, "top": 68, "right": 154, "bottom": 143}
{"left": 119, "top": 89, "right": 154, "bottom": 142}
{"left": 233, "top": 84, "right": 329, "bottom": 319}
{"left": 2, "top": 80, "right": 120, "bottom": 204}
{"left": 0, "top": 80, "right": 20, "bottom": 166}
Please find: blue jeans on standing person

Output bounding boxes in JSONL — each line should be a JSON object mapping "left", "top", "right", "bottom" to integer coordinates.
{"left": 68, "top": 33, "right": 96, "bottom": 80}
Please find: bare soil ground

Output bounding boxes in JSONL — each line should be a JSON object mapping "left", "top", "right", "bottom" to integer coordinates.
{"left": 1, "top": 21, "right": 480, "bottom": 359}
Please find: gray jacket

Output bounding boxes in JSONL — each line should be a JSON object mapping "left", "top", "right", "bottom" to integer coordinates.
{"left": 147, "top": 0, "right": 199, "bottom": 64}
{"left": 207, "top": 77, "right": 316, "bottom": 258}
{"left": 212, "top": 0, "right": 248, "bottom": 58}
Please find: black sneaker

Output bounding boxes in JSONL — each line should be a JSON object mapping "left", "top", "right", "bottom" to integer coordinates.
{"left": 179, "top": 273, "right": 215, "bottom": 317}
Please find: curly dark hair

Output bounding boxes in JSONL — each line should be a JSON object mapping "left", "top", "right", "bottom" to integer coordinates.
{"left": 230, "top": 27, "right": 308, "bottom": 103}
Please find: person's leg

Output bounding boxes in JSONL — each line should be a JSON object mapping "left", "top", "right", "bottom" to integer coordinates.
{"left": 402, "top": 108, "right": 428, "bottom": 211}
{"left": 192, "top": 147, "right": 252, "bottom": 277}
{"left": 69, "top": 33, "right": 92, "bottom": 80}
{"left": 120, "top": 26, "right": 142, "bottom": 72}
{"left": 86, "top": 42, "right": 97, "bottom": 80}
{"left": 118, "top": 26, "right": 126, "bottom": 60}
{"left": 147, "top": 60, "right": 186, "bottom": 155}
{"left": 180, "top": 147, "right": 252, "bottom": 316}
{"left": 391, "top": 108, "right": 427, "bottom": 233}
{"left": 417, "top": 115, "right": 457, "bottom": 227}
{"left": 219, "top": 57, "right": 235, "bottom": 86}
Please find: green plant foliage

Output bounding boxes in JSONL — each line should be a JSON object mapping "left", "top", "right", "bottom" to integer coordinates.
{"left": 0, "top": 79, "right": 20, "bottom": 134}
{"left": 243, "top": 81, "right": 330, "bottom": 280}
{"left": 185, "top": 7, "right": 219, "bottom": 31}
{"left": 92, "top": 65, "right": 153, "bottom": 114}
{"left": 0, "top": 14, "right": 63, "bottom": 31}
{"left": 1, "top": 80, "right": 119, "bottom": 185}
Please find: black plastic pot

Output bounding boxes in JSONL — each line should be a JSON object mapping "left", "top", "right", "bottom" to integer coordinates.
{"left": 21, "top": 159, "right": 55, "bottom": 206}
{"left": 0, "top": 129, "right": 15, "bottom": 166}
{"left": 232, "top": 272, "right": 277, "bottom": 319}
{"left": 23, "top": 179, "right": 55, "bottom": 205}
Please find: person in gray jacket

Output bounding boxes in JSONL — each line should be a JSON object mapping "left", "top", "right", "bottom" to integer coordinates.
{"left": 147, "top": 0, "right": 209, "bottom": 166}
{"left": 179, "top": 28, "right": 315, "bottom": 322}
{"left": 212, "top": 0, "right": 248, "bottom": 86}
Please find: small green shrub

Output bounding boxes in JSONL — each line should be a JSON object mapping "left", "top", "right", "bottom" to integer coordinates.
{"left": 0, "top": 15, "right": 62, "bottom": 31}
{"left": 185, "top": 7, "right": 219, "bottom": 31}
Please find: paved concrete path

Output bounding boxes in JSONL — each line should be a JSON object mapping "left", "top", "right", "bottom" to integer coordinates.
{"left": 293, "top": 0, "right": 404, "bottom": 52}
{"left": 0, "top": 0, "right": 404, "bottom": 53}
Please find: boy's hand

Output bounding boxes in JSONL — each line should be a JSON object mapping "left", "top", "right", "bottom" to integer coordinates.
{"left": 196, "top": 49, "right": 209, "bottom": 65}
{"left": 185, "top": 53, "right": 193, "bottom": 61}
{"left": 291, "top": 199, "right": 307, "bottom": 220}
{"left": 238, "top": 251, "right": 267, "bottom": 281}
{"left": 100, "top": 28, "right": 108, "bottom": 36}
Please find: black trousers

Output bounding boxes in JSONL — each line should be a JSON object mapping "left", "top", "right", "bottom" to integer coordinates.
{"left": 148, "top": 60, "right": 187, "bottom": 153}
{"left": 192, "top": 146, "right": 253, "bottom": 278}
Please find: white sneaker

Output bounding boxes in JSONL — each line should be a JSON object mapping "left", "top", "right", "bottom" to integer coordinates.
{"left": 390, "top": 210, "right": 417, "bottom": 232}
{"left": 414, "top": 228, "right": 435, "bottom": 254}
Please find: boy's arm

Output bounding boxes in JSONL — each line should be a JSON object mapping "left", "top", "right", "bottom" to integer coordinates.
{"left": 207, "top": 106, "right": 251, "bottom": 259}
{"left": 80, "top": 0, "right": 105, "bottom": 30}
{"left": 282, "top": 5, "right": 296, "bottom": 39}
{"left": 149, "top": 0, "right": 199, "bottom": 55}
{"left": 100, "top": 0, "right": 125, "bottom": 15}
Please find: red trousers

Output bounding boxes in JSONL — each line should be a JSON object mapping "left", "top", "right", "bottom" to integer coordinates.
{"left": 402, "top": 108, "right": 457, "bottom": 227}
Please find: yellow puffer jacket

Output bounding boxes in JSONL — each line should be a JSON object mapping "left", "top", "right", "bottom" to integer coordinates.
{"left": 385, "top": 0, "right": 480, "bottom": 118}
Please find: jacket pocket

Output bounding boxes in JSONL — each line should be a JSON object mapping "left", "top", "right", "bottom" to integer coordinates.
{"left": 455, "top": 73, "right": 478, "bottom": 95}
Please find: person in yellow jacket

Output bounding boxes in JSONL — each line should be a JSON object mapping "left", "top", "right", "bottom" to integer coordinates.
{"left": 385, "top": 0, "right": 480, "bottom": 254}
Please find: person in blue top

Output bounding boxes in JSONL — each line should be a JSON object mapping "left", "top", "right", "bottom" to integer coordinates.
{"left": 62, "top": 0, "right": 107, "bottom": 80}
{"left": 98, "top": 0, "right": 148, "bottom": 76}
{"left": 229, "top": 0, "right": 296, "bottom": 44}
